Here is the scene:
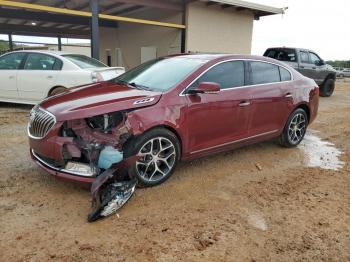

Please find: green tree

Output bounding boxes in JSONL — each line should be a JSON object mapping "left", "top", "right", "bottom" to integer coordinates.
{"left": 327, "top": 60, "right": 350, "bottom": 68}
{"left": 0, "top": 40, "right": 9, "bottom": 51}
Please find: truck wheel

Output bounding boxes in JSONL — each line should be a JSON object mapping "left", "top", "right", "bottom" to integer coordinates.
{"left": 49, "top": 86, "right": 67, "bottom": 97}
{"left": 320, "top": 78, "right": 335, "bottom": 97}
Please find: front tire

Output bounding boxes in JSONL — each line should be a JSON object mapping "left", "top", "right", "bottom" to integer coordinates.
{"left": 124, "top": 128, "right": 181, "bottom": 187}
{"left": 279, "top": 108, "right": 308, "bottom": 148}
{"left": 49, "top": 86, "right": 67, "bottom": 97}
{"left": 320, "top": 78, "right": 335, "bottom": 97}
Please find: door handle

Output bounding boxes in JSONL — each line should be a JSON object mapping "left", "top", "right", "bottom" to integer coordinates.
{"left": 300, "top": 66, "right": 305, "bottom": 69}
{"left": 47, "top": 76, "right": 53, "bottom": 79}
{"left": 239, "top": 101, "right": 251, "bottom": 107}
{"left": 9, "top": 75, "right": 15, "bottom": 79}
{"left": 312, "top": 67, "right": 316, "bottom": 69}
{"left": 285, "top": 93, "right": 293, "bottom": 98}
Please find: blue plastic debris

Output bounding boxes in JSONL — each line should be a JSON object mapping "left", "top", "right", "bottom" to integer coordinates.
{"left": 98, "top": 146, "right": 123, "bottom": 170}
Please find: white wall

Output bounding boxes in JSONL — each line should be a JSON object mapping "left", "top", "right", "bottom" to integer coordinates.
{"left": 48, "top": 45, "right": 91, "bottom": 57}
{"left": 98, "top": 3, "right": 255, "bottom": 69}
{"left": 99, "top": 9, "right": 182, "bottom": 69}
{"left": 186, "top": 1, "right": 254, "bottom": 54}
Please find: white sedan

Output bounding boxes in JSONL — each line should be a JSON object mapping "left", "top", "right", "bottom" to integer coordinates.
{"left": 0, "top": 50, "right": 125, "bottom": 104}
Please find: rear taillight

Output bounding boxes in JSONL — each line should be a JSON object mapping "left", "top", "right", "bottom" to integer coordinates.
{"left": 91, "top": 72, "right": 103, "bottom": 83}
{"left": 315, "top": 86, "right": 320, "bottom": 96}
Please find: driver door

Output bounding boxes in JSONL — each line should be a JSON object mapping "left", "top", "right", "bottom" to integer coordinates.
{"left": 309, "top": 52, "right": 327, "bottom": 84}
{"left": 184, "top": 60, "right": 252, "bottom": 156}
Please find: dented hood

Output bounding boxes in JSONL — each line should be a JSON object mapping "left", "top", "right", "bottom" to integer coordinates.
{"left": 40, "top": 81, "right": 162, "bottom": 121}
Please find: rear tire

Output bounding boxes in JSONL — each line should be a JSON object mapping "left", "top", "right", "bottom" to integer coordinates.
{"left": 49, "top": 86, "right": 67, "bottom": 97}
{"left": 124, "top": 128, "right": 181, "bottom": 187}
{"left": 320, "top": 78, "right": 335, "bottom": 97}
{"left": 279, "top": 108, "right": 308, "bottom": 148}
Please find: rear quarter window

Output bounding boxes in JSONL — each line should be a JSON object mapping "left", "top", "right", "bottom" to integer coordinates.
{"left": 279, "top": 67, "right": 292, "bottom": 81}
{"left": 250, "top": 61, "right": 280, "bottom": 85}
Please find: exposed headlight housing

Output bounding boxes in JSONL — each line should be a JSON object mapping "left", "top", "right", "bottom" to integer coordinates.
{"left": 86, "top": 112, "right": 124, "bottom": 133}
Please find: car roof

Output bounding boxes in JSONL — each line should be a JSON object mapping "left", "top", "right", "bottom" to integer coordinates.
{"left": 167, "top": 53, "right": 284, "bottom": 64}
{"left": 4, "top": 50, "right": 77, "bottom": 56}
{"left": 266, "top": 47, "right": 317, "bottom": 53}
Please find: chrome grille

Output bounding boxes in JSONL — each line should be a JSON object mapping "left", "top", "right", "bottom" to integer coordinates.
{"left": 28, "top": 106, "right": 56, "bottom": 139}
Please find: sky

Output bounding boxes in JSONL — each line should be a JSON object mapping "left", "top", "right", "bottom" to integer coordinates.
{"left": 250, "top": 0, "right": 349, "bottom": 60}
{"left": 0, "top": 0, "right": 348, "bottom": 61}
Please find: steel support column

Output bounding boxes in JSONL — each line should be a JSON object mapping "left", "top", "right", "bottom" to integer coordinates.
{"left": 181, "top": 0, "right": 186, "bottom": 53}
{"left": 57, "top": 36, "right": 62, "bottom": 51}
{"left": 8, "top": 33, "right": 13, "bottom": 51}
{"left": 90, "top": 0, "right": 99, "bottom": 59}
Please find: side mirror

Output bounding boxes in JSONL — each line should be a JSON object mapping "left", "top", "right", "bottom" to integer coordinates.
{"left": 315, "top": 60, "right": 325, "bottom": 66}
{"left": 188, "top": 82, "right": 220, "bottom": 95}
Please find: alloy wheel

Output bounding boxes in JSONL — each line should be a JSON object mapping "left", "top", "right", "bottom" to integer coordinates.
{"left": 136, "top": 137, "right": 176, "bottom": 182}
{"left": 288, "top": 113, "right": 306, "bottom": 144}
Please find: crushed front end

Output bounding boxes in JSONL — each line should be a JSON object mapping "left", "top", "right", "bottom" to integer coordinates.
{"left": 28, "top": 105, "right": 138, "bottom": 221}
{"left": 29, "top": 105, "right": 133, "bottom": 182}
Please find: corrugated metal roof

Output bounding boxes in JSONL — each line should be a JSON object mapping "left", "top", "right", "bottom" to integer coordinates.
{"left": 205, "top": 0, "right": 285, "bottom": 15}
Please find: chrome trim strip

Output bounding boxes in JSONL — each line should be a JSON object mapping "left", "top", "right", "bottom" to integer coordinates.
{"left": 31, "top": 149, "right": 95, "bottom": 177}
{"left": 179, "top": 59, "right": 294, "bottom": 96}
{"left": 189, "top": 129, "right": 279, "bottom": 155}
{"left": 27, "top": 107, "right": 57, "bottom": 140}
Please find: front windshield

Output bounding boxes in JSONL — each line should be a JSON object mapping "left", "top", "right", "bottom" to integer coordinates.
{"left": 115, "top": 57, "right": 207, "bottom": 92}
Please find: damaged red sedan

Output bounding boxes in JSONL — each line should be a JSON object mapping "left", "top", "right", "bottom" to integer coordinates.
{"left": 28, "top": 54, "right": 319, "bottom": 188}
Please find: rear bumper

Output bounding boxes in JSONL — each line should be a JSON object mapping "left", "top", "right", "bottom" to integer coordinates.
{"left": 30, "top": 149, "right": 95, "bottom": 184}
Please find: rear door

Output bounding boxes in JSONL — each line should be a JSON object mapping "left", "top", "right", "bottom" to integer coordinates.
{"left": 248, "top": 61, "right": 292, "bottom": 136}
{"left": 185, "top": 60, "right": 253, "bottom": 155}
{"left": 17, "top": 53, "right": 62, "bottom": 102}
{"left": 0, "top": 52, "right": 26, "bottom": 100}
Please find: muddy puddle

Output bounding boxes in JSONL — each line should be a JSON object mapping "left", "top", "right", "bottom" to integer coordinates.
{"left": 299, "top": 131, "right": 345, "bottom": 170}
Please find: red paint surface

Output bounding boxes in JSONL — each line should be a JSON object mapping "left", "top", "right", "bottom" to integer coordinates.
{"left": 29, "top": 54, "right": 319, "bottom": 183}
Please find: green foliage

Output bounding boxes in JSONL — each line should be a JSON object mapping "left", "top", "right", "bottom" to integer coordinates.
{"left": 326, "top": 60, "right": 350, "bottom": 68}
{"left": 0, "top": 40, "right": 9, "bottom": 51}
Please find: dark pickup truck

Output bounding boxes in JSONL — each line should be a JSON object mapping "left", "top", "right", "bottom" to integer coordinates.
{"left": 264, "top": 47, "right": 336, "bottom": 97}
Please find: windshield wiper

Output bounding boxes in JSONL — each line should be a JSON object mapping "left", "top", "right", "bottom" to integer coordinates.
{"left": 115, "top": 79, "right": 151, "bottom": 90}
{"left": 129, "top": 82, "right": 151, "bottom": 91}
{"left": 115, "top": 79, "right": 129, "bottom": 85}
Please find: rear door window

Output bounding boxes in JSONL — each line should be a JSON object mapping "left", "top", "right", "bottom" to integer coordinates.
{"left": 24, "top": 53, "right": 60, "bottom": 70}
{"left": 300, "top": 51, "right": 310, "bottom": 63}
{"left": 250, "top": 61, "right": 280, "bottom": 85}
{"left": 190, "top": 61, "right": 245, "bottom": 90}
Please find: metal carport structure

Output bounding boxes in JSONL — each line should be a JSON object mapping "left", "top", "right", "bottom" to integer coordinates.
{"left": 0, "top": 0, "right": 284, "bottom": 62}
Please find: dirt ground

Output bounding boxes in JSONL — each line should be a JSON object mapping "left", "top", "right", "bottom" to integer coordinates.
{"left": 0, "top": 82, "right": 349, "bottom": 262}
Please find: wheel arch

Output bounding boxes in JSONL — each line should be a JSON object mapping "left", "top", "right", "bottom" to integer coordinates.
{"left": 294, "top": 103, "right": 310, "bottom": 122}
{"left": 123, "top": 124, "right": 184, "bottom": 157}
{"left": 48, "top": 85, "right": 66, "bottom": 96}
{"left": 322, "top": 72, "right": 336, "bottom": 85}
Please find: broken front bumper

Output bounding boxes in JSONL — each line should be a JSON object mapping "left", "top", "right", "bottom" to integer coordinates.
{"left": 30, "top": 149, "right": 95, "bottom": 183}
